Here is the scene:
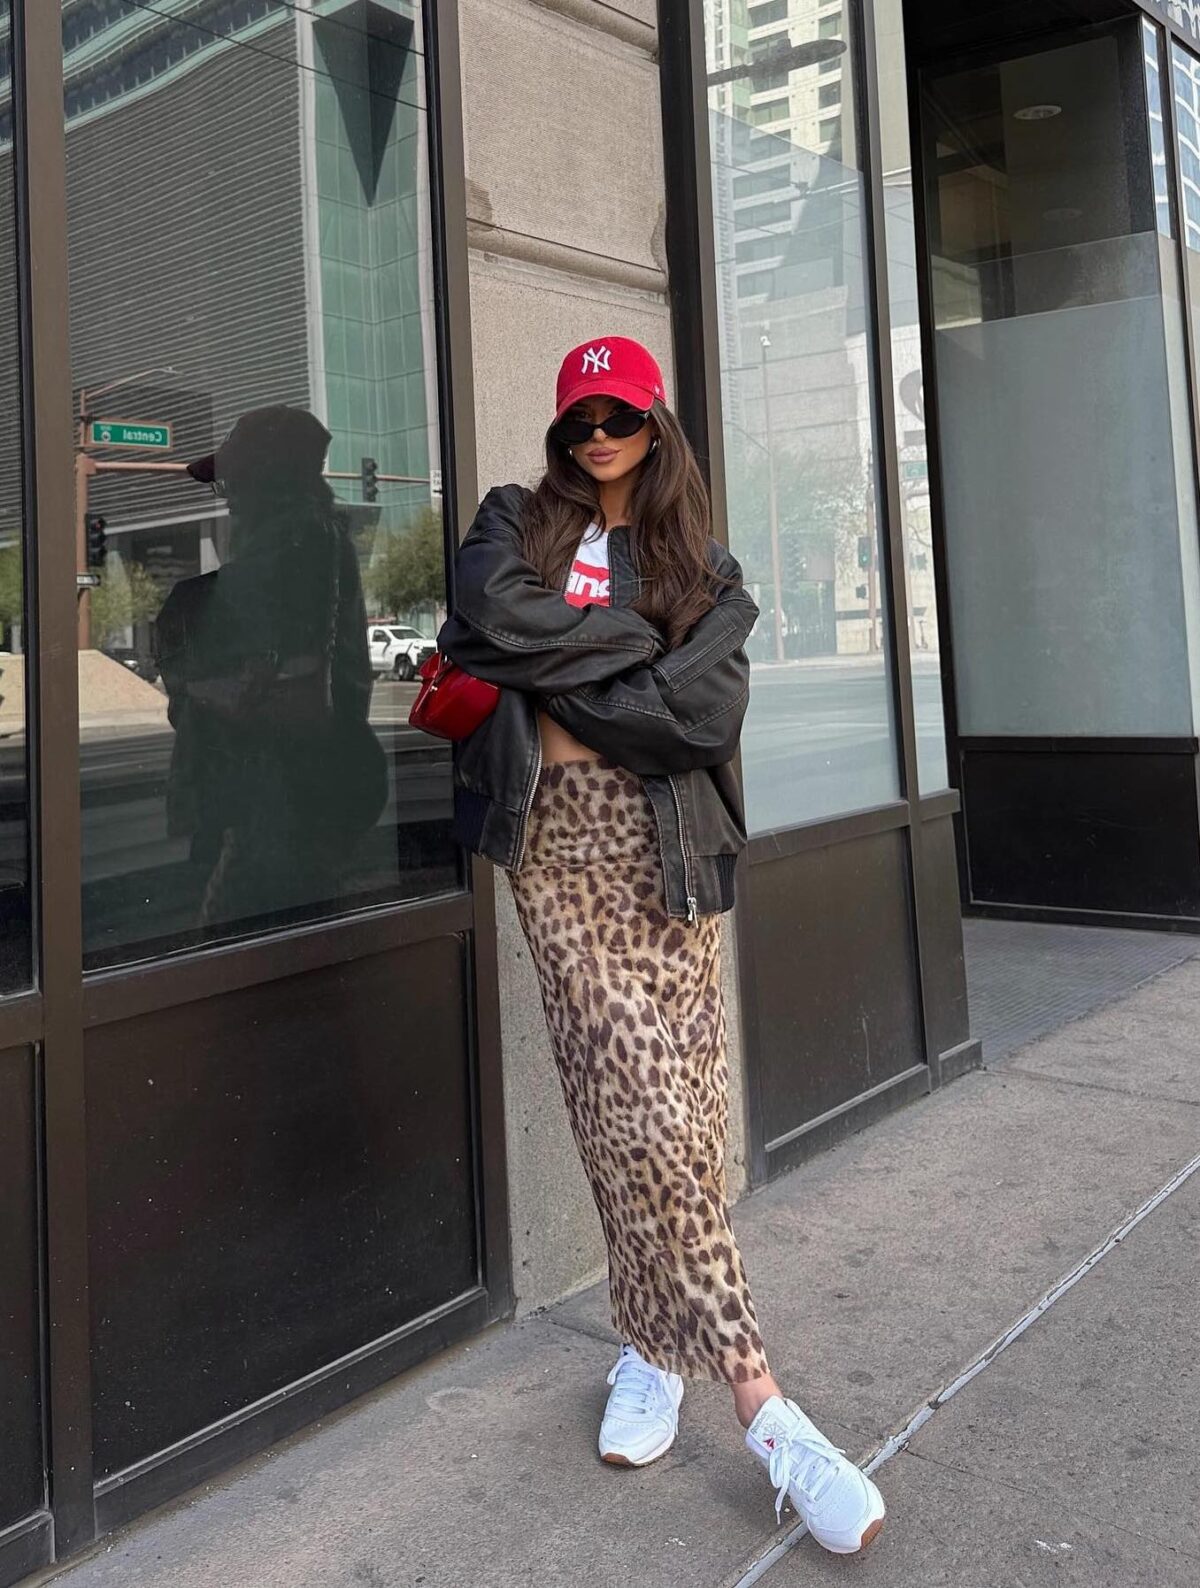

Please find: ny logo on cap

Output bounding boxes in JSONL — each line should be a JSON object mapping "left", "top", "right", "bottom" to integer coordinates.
{"left": 581, "top": 344, "right": 612, "bottom": 375}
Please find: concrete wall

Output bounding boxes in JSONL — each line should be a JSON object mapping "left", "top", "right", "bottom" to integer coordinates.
{"left": 457, "top": 0, "right": 750, "bottom": 1314}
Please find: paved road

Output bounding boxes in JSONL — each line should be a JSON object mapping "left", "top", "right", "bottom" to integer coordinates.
{"left": 0, "top": 661, "right": 950, "bottom": 920}
{"left": 740, "top": 661, "right": 946, "bottom": 831}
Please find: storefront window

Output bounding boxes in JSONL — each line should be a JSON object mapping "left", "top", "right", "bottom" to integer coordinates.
{"left": 1166, "top": 36, "right": 1200, "bottom": 714}
{"left": 923, "top": 27, "right": 1199, "bottom": 738}
{"left": 706, "top": 0, "right": 900, "bottom": 834}
{"left": 1173, "top": 43, "right": 1200, "bottom": 253}
{"left": 1145, "top": 19, "right": 1174, "bottom": 239}
{"left": 1167, "top": 3, "right": 1200, "bottom": 48}
{"left": 63, "top": 1, "right": 455, "bottom": 970}
{"left": 872, "top": 0, "right": 947, "bottom": 792}
{"left": 0, "top": 0, "right": 32, "bottom": 992}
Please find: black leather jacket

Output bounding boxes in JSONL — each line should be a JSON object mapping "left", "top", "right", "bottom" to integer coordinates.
{"left": 436, "top": 484, "right": 759, "bottom": 920}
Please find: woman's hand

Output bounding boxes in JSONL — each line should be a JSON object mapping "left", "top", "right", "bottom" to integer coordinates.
{"left": 542, "top": 555, "right": 759, "bottom": 776}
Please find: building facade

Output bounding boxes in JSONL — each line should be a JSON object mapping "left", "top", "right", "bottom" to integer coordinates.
{"left": 6, "top": 0, "right": 1200, "bottom": 1579}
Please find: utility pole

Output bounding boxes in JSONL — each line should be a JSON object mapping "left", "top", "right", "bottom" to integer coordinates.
{"left": 760, "top": 333, "right": 785, "bottom": 663}
{"left": 74, "top": 439, "right": 94, "bottom": 648}
{"left": 75, "top": 366, "right": 177, "bottom": 648}
{"left": 866, "top": 505, "right": 879, "bottom": 653}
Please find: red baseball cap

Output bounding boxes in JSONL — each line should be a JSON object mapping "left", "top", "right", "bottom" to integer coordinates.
{"left": 554, "top": 336, "right": 668, "bottom": 422}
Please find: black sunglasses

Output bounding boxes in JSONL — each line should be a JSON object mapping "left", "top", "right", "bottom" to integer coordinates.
{"left": 552, "top": 405, "right": 650, "bottom": 447}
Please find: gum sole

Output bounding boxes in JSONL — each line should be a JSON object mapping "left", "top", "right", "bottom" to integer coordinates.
{"left": 858, "top": 1517, "right": 885, "bottom": 1553}
{"left": 599, "top": 1438, "right": 675, "bottom": 1468}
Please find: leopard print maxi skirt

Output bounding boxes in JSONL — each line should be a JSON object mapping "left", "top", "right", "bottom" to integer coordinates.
{"left": 508, "top": 757, "right": 769, "bottom": 1385}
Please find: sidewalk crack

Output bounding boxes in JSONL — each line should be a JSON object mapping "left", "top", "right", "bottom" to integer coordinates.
{"left": 540, "top": 1312, "right": 620, "bottom": 1349}
{"left": 999, "top": 1066, "right": 1200, "bottom": 1108}
{"left": 731, "top": 1149, "right": 1200, "bottom": 1584}
{"left": 902, "top": 1445, "right": 1200, "bottom": 1564}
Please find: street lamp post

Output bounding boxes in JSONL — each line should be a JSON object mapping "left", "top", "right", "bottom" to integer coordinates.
{"left": 706, "top": 36, "right": 846, "bottom": 88}
{"left": 759, "top": 334, "right": 785, "bottom": 663}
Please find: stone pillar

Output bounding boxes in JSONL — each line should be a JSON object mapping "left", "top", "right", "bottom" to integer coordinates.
{"left": 458, "top": 0, "right": 748, "bottom": 1311}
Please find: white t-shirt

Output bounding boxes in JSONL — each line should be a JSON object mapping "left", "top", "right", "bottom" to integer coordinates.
{"left": 564, "top": 523, "right": 611, "bottom": 608}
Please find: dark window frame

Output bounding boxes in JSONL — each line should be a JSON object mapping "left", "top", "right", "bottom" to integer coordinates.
{"left": 656, "top": 0, "right": 970, "bottom": 1183}
{"left": 6, "top": 1, "right": 510, "bottom": 1574}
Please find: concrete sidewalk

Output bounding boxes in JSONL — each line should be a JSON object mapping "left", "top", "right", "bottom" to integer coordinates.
{"left": 38, "top": 956, "right": 1200, "bottom": 1588}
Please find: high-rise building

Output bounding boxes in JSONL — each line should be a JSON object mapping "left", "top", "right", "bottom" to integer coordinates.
{"left": 11, "top": 3, "right": 1200, "bottom": 1577}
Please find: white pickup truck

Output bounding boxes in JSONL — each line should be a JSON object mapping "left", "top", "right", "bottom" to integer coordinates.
{"left": 367, "top": 623, "right": 436, "bottom": 681}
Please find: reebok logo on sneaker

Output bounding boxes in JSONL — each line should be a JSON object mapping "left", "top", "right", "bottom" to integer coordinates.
{"left": 744, "top": 1395, "right": 886, "bottom": 1556}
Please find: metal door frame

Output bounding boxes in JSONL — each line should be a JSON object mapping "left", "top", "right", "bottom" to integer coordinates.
{"left": 3, "top": 0, "right": 510, "bottom": 1572}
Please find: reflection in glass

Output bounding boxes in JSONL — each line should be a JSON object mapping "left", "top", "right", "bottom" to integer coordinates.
{"left": 0, "top": 0, "right": 32, "bottom": 992}
{"left": 873, "top": 0, "right": 947, "bottom": 791}
{"left": 1169, "top": 2, "right": 1200, "bottom": 49}
{"left": 63, "top": 1, "right": 455, "bottom": 969}
{"left": 923, "top": 28, "right": 1200, "bottom": 738}
{"left": 706, "top": 0, "right": 899, "bottom": 834}
{"left": 1173, "top": 40, "right": 1200, "bottom": 252}
{"left": 1166, "top": 37, "right": 1200, "bottom": 714}
{"left": 155, "top": 407, "right": 385, "bottom": 931}
{"left": 1145, "top": 19, "right": 1174, "bottom": 239}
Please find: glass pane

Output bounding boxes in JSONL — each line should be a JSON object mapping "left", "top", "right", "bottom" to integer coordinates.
{"left": 0, "top": 0, "right": 32, "bottom": 994}
{"left": 64, "top": 1, "right": 456, "bottom": 971}
{"left": 1173, "top": 40, "right": 1200, "bottom": 253}
{"left": 706, "top": 0, "right": 900, "bottom": 834}
{"left": 923, "top": 29, "right": 1199, "bottom": 737}
{"left": 873, "top": 0, "right": 947, "bottom": 791}
{"left": 1168, "top": 3, "right": 1200, "bottom": 50}
{"left": 1145, "top": 19, "right": 1174, "bottom": 239}
{"left": 1167, "top": 38, "right": 1200, "bottom": 716}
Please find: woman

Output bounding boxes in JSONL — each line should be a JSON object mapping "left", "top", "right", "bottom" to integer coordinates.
{"left": 437, "top": 337, "right": 885, "bottom": 1555}
{"left": 160, "top": 405, "right": 384, "bottom": 931}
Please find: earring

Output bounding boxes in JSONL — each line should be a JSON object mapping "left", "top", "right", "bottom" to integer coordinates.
{"left": 650, "top": 437, "right": 660, "bottom": 453}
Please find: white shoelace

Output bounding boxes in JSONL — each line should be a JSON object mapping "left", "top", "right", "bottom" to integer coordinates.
{"left": 605, "top": 1351, "right": 662, "bottom": 1419}
{"left": 767, "top": 1429, "right": 846, "bottom": 1523}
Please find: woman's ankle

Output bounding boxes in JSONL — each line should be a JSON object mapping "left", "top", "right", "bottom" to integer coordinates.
{"left": 733, "top": 1371, "right": 782, "bottom": 1429}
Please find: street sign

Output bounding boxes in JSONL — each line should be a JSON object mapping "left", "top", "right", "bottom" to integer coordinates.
{"left": 88, "top": 419, "right": 172, "bottom": 450}
{"left": 76, "top": 572, "right": 101, "bottom": 590}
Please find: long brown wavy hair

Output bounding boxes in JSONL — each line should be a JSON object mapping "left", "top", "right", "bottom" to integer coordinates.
{"left": 521, "top": 402, "right": 724, "bottom": 650}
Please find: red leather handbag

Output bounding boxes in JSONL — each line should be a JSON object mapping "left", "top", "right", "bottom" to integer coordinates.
{"left": 408, "top": 652, "right": 500, "bottom": 741}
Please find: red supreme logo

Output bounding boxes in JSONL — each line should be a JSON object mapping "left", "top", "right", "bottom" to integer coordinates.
{"left": 565, "top": 558, "right": 610, "bottom": 607}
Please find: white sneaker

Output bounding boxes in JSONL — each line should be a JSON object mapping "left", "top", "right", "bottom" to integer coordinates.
{"left": 746, "top": 1396, "right": 885, "bottom": 1555}
{"left": 598, "top": 1344, "right": 684, "bottom": 1467}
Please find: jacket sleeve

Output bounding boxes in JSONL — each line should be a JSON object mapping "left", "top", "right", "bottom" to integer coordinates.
{"left": 542, "top": 542, "right": 759, "bottom": 776}
{"left": 436, "top": 483, "right": 665, "bottom": 692}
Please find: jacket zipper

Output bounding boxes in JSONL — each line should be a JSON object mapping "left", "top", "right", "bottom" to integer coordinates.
{"left": 514, "top": 734, "right": 542, "bottom": 872}
{"left": 613, "top": 534, "right": 695, "bottom": 920}
{"left": 668, "top": 773, "right": 699, "bottom": 924}
{"left": 515, "top": 543, "right": 575, "bottom": 870}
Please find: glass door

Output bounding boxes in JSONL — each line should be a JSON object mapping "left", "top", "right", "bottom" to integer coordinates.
{"left": 0, "top": 0, "right": 45, "bottom": 1555}
{"left": 3, "top": 3, "right": 508, "bottom": 1568}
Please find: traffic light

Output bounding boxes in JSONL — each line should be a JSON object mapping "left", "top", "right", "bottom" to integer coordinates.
{"left": 86, "top": 516, "right": 108, "bottom": 568}
{"left": 361, "top": 456, "right": 379, "bottom": 504}
{"left": 856, "top": 535, "right": 871, "bottom": 571}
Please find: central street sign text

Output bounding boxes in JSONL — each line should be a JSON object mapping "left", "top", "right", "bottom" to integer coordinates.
{"left": 88, "top": 419, "right": 172, "bottom": 450}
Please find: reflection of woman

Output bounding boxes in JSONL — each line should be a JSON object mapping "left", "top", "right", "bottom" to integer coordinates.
{"left": 155, "top": 405, "right": 384, "bottom": 930}
{"left": 438, "top": 339, "right": 885, "bottom": 1554}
